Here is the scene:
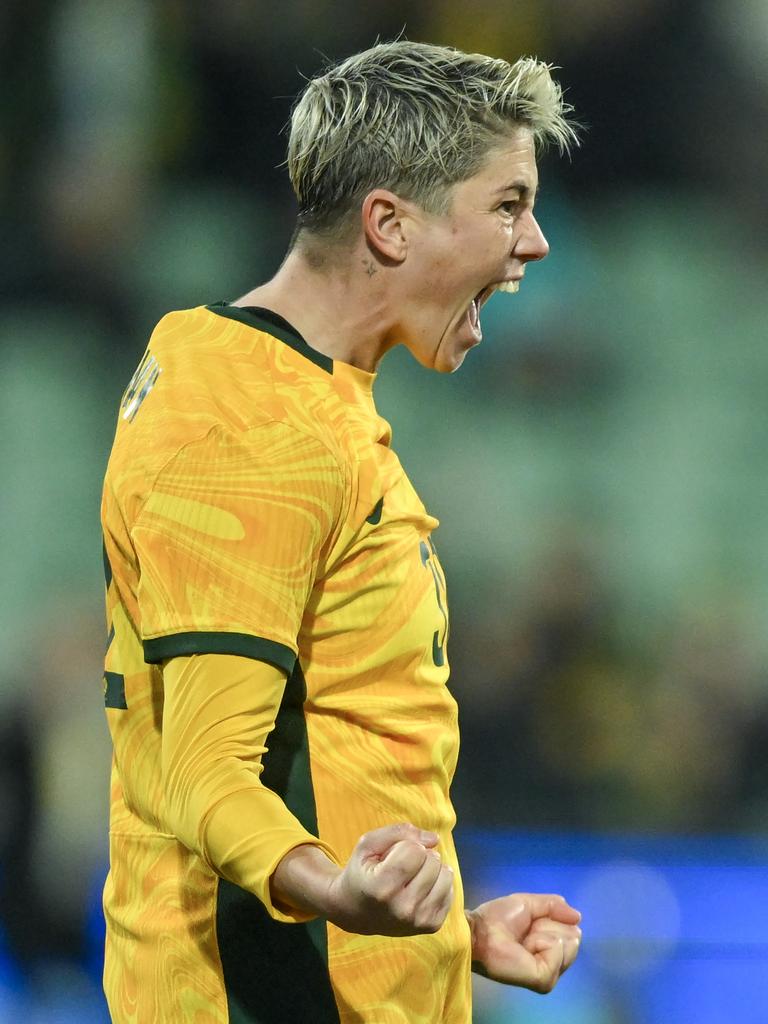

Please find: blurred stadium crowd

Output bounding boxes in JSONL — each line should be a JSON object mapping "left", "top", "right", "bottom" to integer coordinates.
{"left": 2, "top": 0, "right": 768, "bottom": 1019}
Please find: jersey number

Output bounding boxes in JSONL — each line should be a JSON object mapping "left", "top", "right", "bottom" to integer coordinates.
{"left": 420, "top": 539, "right": 448, "bottom": 666}
{"left": 121, "top": 350, "right": 162, "bottom": 423}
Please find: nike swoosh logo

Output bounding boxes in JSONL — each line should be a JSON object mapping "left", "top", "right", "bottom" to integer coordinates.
{"left": 432, "top": 630, "right": 445, "bottom": 667}
{"left": 366, "top": 497, "right": 384, "bottom": 525}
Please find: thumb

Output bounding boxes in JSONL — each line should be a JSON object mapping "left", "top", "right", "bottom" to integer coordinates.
{"left": 358, "top": 823, "right": 438, "bottom": 858}
{"left": 525, "top": 893, "right": 582, "bottom": 926}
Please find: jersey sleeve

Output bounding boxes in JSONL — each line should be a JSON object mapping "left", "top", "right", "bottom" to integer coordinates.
{"left": 162, "top": 653, "right": 340, "bottom": 922}
{"left": 132, "top": 420, "right": 344, "bottom": 670}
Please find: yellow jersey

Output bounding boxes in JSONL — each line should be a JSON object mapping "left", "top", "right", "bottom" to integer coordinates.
{"left": 101, "top": 303, "right": 471, "bottom": 1022}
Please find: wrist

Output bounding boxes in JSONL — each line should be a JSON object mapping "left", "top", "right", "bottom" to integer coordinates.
{"left": 465, "top": 908, "right": 477, "bottom": 948}
{"left": 270, "top": 843, "right": 341, "bottom": 918}
{"left": 465, "top": 908, "right": 489, "bottom": 976}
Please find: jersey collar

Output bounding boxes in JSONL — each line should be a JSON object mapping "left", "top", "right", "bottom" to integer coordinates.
{"left": 206, "top": 302, "right": 333, "bottom": 375}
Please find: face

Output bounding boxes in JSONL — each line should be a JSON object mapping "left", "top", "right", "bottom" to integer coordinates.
{"left": 401, "top": 128, "right": 549, "bottom": 372}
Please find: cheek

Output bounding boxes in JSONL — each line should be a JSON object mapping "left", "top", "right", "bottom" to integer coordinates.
{"left": 476, "top": 219, "right": 511, "bottom": 266}
{"left": 422, "top": 256, "right": 462, "bottom": 302}
{"left": 413, "top": 237, "right": 452, "bottom": 293}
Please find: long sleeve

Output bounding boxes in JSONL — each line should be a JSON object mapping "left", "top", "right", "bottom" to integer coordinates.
{"left": 160, "top": 652, "right": 340, "bottom": 923}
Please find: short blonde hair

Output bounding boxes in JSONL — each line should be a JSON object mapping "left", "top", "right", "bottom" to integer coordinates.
{"left": 287, "top": 40, "right": 577, "bottom": 240}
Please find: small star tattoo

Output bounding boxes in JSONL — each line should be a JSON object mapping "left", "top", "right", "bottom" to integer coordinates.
{"left": 362, "top": 258, "right": 378, "bottom": 277}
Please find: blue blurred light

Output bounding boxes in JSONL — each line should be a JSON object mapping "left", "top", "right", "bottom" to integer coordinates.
{"left": 457, "top": 828, "right": 768, "bottom": 1024}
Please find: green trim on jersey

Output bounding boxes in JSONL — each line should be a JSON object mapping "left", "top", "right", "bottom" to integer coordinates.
{"left": 216, "top": 660, "right": 340, "bottom": 1023}
{"left": 206, "top": 302, "right": 334, "bottom": 375}
{"left": 104, "top": 671, "right": 127, "bottom": 709}
{"left": 142, "top": 632, "right": 296, "bottom": 673}
{"left": 366, "top": 496, "right": 384, "bottom": 525}
{"left": 102, "top": 541, "right": 113, "bottom": 588}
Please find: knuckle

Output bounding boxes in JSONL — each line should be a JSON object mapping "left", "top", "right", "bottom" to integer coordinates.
{"left": 413, "top": 898, "right": 449, "bottom": 933}
{"left": 391, "top": 842, "right": 424, "bottom": 873}
{"left": 411, "top": 901, "right": 432, "bottom": 928}
{"left": 390, "top": 905, "right": 413, "bottom": 927}
{"left": 368, "top": 879, "right": 397, "bottom": 904}
{"left": 380, "top": 858, "right": 407, "bottom": 883}
{"left": 401, "top": 838, "right": 425, "bottom": 855}
{"left": 357, "top": 830, "right": 375, "bottom": 851}
{"left": 396, "top": 897, "right": 417, "bottom": 921}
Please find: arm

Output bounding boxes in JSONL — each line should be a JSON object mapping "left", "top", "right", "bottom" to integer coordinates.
{"left": 161, "top": 652, "right": 336, "bottom": 921}
{"left": 161, "top": 652, "right": 455, "bottom": 933}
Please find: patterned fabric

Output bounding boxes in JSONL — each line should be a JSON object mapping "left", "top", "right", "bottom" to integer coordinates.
{"left": 101, "top": 304, "right": 471, "bottom": 1022}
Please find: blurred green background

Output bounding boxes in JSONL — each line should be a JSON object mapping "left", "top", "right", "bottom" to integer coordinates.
{"left": 2, "top": 0, "right": 767, "bottom": 1020}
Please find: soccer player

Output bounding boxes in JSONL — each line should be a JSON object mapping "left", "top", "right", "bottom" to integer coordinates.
{"left": 101, "top": 41, "right": 582, "bottom": 1023}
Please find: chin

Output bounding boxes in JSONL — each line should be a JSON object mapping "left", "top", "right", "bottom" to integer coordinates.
{"left": 441, "top": 354, "right": 467, "bottom": 374}
{"left": 416, "top": 349, "right": 464, "bottom": 374}
{"left": 435, "top": 346, "right": 470, "bottom": 374}
{"left": 404, "top": 332, "right": 471, "bottom": 373}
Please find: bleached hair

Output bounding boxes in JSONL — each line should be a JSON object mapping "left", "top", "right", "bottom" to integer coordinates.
{"left": 287, "top": 40, "right": 578, "bottom": 242}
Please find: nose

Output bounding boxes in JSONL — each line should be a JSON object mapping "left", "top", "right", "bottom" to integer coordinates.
{"left": 517, "top": 211, "right": 550, "bottom": 263}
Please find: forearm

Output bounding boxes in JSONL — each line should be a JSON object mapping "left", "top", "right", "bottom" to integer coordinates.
{"left": 191, "top": 770, "right": 340, "bottom": 918}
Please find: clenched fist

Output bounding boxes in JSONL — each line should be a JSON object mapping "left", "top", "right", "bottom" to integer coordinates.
{"left": 326, "top": 823, "right": 455, "bottom": 935}
{"left": 467, "top": 893, "right": 582, "bottom": 992}
{"left": 271, "top": 823, "right": 454, "bottom": 936}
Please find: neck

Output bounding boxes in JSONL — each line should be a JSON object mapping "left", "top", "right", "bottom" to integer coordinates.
{"left": 234, "top": 245, "right": 399, "bottom": 373}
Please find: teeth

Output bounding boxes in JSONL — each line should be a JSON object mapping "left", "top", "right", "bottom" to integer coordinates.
{"left": 495, "top": 280, "right": 520, "bottom": 294}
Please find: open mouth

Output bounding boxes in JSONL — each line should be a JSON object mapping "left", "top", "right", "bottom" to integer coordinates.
{"left": 466, "top": 279, "right": 521, "bottom": 342}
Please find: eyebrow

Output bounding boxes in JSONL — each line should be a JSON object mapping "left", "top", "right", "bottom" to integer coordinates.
{"left": 494, "top": 180, "right": 540, "bottom": 200}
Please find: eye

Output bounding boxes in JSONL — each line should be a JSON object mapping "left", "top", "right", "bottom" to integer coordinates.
{"left": 498, "top": 200, "right": 518, "bottom": 216}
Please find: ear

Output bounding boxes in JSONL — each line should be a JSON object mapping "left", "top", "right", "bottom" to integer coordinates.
{"left": 360, "top": 189, "right": 409, "bottom": 263}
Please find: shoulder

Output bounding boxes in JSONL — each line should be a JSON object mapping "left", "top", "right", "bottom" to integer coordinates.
{"left": 124, "top": 305, "right": 348, "bottom": 444}
{"left": 104, "top": 306, "right": 350, "bottom": 517}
